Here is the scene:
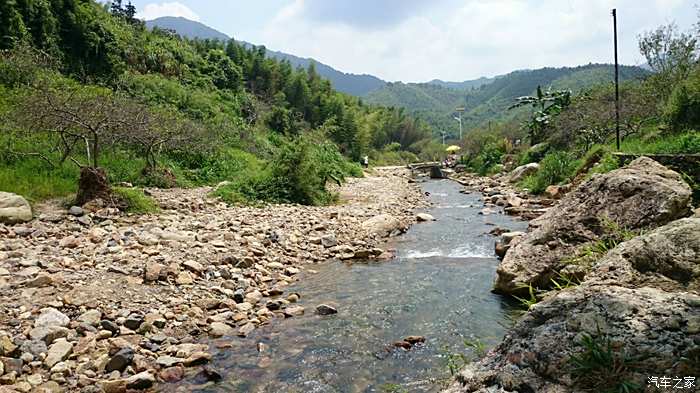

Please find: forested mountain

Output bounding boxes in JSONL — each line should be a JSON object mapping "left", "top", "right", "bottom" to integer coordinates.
{"left": 146, "top": 16, "right": 387, "bottom": 96}
{"left": 366, "top": 64, "right": 650, "bottom": 137}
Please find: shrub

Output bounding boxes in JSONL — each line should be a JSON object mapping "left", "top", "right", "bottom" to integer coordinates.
{"left": 213, "top": 136, "right": 359, "bottom": 206}
{"left": 521, "top": 151, "right": 579, "bottom": 194}
{"left": 666, "top": 67, "right": 700, "bottom": 131}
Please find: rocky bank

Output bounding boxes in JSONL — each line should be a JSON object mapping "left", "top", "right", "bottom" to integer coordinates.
{"left": 445, "top": 158, "right": 699, "bottom": 393}
{"left": 0, "top": 168, "right": 426, "bottom": 392}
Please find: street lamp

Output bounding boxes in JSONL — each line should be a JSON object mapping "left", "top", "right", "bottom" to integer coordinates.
{"left": 454, "top": 107, "right": 465, "bottom": 140}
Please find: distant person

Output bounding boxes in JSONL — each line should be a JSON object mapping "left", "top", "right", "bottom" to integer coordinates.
{"left": 362, "top": 156, "right": 369, "bottom": 168}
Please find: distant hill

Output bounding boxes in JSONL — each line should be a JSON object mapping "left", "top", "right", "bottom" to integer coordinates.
{"left": 146, "top": 17, "right": 386, "bottom": 96}
{"left": 427, "top": 77, "right": 494, "bottom": 90}
{"left": 365, "top": 64, "right": 650, "bottom": 136}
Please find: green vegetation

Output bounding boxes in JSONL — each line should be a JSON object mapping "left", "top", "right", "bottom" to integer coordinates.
{"left": 520, "top": 151, "right": 578, "bottom": 194}
{"left": 569, "top": 331, "right": 642, "bottom": 393}
{"left": 454, "top": 16, "right": 700, "bottom": 200}
{"left": 112, "top": 187, "right": 159, "bottom": 214}
{"left": 365, "top": 64, "right": 648, "bottom": 138}
{"left": 564, "top": 218, "right": 642, "bottom": 270}
{"left": 0, "top": 0, "right": 434, "bottom": 210}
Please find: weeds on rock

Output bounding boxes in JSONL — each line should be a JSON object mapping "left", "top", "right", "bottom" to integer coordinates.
{"left": 514, "top": 283, "right": 540, "bottom": 310}
{"left": 564, "top": 217, "right": 643, "bottom": 270}
{"left": 569, "top": 330, "right": 642, "bottom": 393}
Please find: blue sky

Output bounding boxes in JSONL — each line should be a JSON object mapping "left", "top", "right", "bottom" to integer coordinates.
{"left": 130, "top": 0, "right": 698, "bottom": 82}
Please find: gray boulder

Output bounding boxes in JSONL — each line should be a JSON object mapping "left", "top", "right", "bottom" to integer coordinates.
{"left": 507, "top": 163, "right": 539, "bottom": 183}
{"left": 0, "top": 192, "right": 32, "bottom": 224}
{"left": 362, "top": 214, "right": 402, "bottom": 237}
{"left": 444, "top": 285, "right": 700, "bottom": 393}
{"left": 495, "top": 157, "right": 693, "bottom": 295}
{"left": 586, "top": 217, "right": 700, "bottom": 293}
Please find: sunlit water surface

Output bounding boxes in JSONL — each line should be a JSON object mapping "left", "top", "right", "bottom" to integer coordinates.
{"left": 167, "top": 180, "right": 527, "bottom": 393}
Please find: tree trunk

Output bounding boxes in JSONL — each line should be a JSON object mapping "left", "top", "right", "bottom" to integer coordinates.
{"left": 75, "top": 167, "right": 111, "bottom": 206}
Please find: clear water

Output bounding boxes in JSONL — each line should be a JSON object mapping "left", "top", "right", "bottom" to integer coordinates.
{"left": 168, "top": 180, "right": 528, "bottom": 393}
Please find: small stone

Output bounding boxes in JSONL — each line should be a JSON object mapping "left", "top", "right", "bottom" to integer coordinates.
{"left": 143, "top": 262, "right": 164, "bottom": 282}
{"left": 26, "top": 273, "right": 53, "bottom": 288}
{"left": 124, "top": 314, "right": 144, "bottom": 331}
{"left": 176, "top": 272, "right": 194, "bottom": 285}
{"left": 159, "top": 366, "right": 184, "bottom": 383}
{"left": 26, "top": 373, "right": 43, "bottom": 386}
{"left": 194, "top": 367, "right": 222, "bottom": 383}
{"left": 77, "top": 310, "right": 102, "bottom": 326}
{"left": 68, "top": 206, "right": 84, "bottom": 216}
{"left": 101, "top": 379, "right": 127, "bottom": 393}
{"left": 283, "top": 306, "right": 305, "bottom": 317}
{"left": 238, "top": 323, "right": 255, "bottom": 337}
{"left": 183, "top": 260, "right": 204, "bottom": 274}
{"left": 29, "top": 326, "right": 69, "bottom": 345}
{"left": 35, "top": 308, "right": 70, "bottom": 328}
{"left": 100, "top": 320, "right": 120, "bottom": 336}
{"left": 156, "top": 356, "right": 184, "bottom": 368}
{"left": 104, "top": 348, "right": 134, "bottom": 373}
{"left": 321, "top": 234, "right": 338, "bottom": 248}
{"left": 209, "top": 322, "right": 234, "bottom": 338}
{"left": 125, "top": 371, "right": 155, "bottom": 390}
{"left": 44, "top": 339, "right": 72, "bottom": 368}
{"left": 315, "top": 304, "right": 338, "bottom": 315}
{"left": 404, "top": 335, "right": 426, "bottom": 345}
{"left": 416, "top": 213, "right": 435, "bottom": 222}
{"left": 183, "top": 352, "right": 211, "bottom": 367}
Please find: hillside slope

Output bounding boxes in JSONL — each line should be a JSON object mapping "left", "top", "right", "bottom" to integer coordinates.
{"left": 146, "top": 16, "right": 386, "bottom": 96}
{"left": 366, "top": 64, "right": 650, "bottom": 135}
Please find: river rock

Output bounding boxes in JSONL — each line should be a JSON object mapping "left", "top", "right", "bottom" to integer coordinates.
{"left": 416, "top": 213, "right": 435, "bottom": 222}
{"left": 125, "top": 371, "right": 155, "bottom": 390}
{"left": 44, "top": 339, "right": 72, "bottom": 368}
{"left": 209, "top": 322, "right": 234, "bottom": 338}
{"left": 34, "top": 308, "right": 70, "bottom": 329}
{"left": 315, "top": 304, "right": 338, "bottom": 315}
{"left": 0, "top": 192, "right": 33, "bottom": 224}
{"left": 104, "top": 348, "right": 134, "bottom": 373}
{"left": 494, "top": 158, "right": 693, "bottom": 295}
{"left": 508, "top": 163, "right": 539, "bottom": 183}
{"left": 362, "top": 214, "right": 401, "bottom": 237}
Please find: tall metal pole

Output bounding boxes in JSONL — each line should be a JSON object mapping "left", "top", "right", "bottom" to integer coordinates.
{"left": 613, "top": 9, "right": 621, "bottom": 151}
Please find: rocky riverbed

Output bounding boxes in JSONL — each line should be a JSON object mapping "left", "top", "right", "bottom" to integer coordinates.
{"left": 0, "top": 168, "right": 426, "bottom": 393}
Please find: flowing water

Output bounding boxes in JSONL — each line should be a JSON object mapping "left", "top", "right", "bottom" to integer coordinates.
{"left": 175, "top": 179, "right": 528, "bottom": 393}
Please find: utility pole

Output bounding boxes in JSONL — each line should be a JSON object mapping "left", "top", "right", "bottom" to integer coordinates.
{"left": 612, "top": 9, "right": 621, "bottom": 151}
{"left": 454, "top": 107, "right": 465, "bottom": 140}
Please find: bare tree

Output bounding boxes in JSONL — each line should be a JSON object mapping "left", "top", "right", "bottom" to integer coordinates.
{"left": 16, "top": 81, "right": 209, "bottom": 204}
{"left": 639, "top": 23, "right": 698, "bottom": 97}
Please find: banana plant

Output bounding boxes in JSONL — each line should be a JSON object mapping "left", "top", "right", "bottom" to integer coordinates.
{"left": 510, "top": 86, "right": 571, "bottom": 145}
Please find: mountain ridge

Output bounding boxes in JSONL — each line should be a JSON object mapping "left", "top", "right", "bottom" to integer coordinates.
{"left": 145, "top": 16, "right": 386, "bottom": 96}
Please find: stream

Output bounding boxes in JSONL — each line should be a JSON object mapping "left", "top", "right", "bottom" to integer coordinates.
{"left": 174, "top": 179, "right": 528, "bottom": 393}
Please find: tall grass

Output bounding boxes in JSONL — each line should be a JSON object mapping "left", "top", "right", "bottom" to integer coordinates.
{"left": 521, "top": 151, "right": 580, "bottom": 194}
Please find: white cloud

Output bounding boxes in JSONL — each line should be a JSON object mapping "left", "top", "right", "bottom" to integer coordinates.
{"left": 261, "top": 0, "right": 694, "bottom": 82}
{"left": 137, "top": 2, "right": 200, "bottom": 22}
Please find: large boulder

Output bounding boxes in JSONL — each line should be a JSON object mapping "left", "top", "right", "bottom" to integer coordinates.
{"left": 0, "top": 192, "right": 32, "bottom": 224}
{"left": 586, "top": 217, "right": 700, "bottom": 293}
{"left": 444, "top": 285, "right": 700, "bottom": 393}
{"left": 361, "top": 214, "right": 402, "bottom": 237}
{"left": 495, "top": 157, "right": 693, "bottom": 295}
{"left": 507, "top": 163, "right": 539, "bottom": 183}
